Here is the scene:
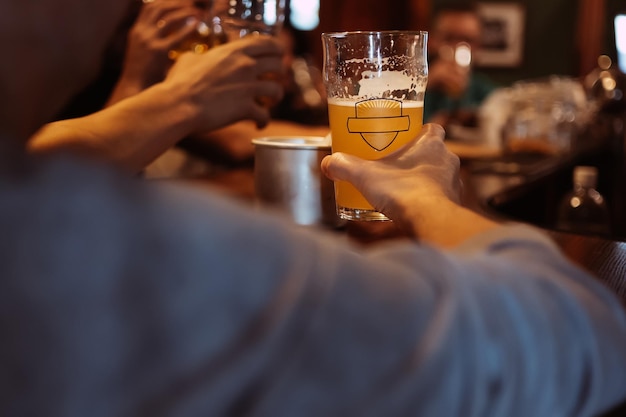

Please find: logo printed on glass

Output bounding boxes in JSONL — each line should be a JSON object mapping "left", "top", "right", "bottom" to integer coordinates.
{"left": 346, "top": 98, "right": 411, "bottom": 151}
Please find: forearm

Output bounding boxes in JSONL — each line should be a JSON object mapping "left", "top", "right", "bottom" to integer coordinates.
{"left": 28, "top": 83, "right": 198, "bottom": 172}
{"left": 396, "top": 195, "right": 500, "bottom": 248}
{"left": 198, "top": 214, "right": 626, "bottom": 417}
{"left": 282, "top": 223, "right": 626, "bottom": 417}
{"left": 447, "top": 225, "right": 626, "bottom": 416}
{"left": 105, "top": 60, "right": 167, "bottom": 107}
{"left": 105, "top": 76, "right": 147, "bottom": 108}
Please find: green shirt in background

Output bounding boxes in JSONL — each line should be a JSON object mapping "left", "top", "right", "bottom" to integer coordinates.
{"left": 424, "top": 71, "right": 498, "bottom": 123}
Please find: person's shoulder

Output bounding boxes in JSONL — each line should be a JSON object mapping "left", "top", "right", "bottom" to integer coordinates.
{"left": 28, "top": 153, "right": 244, "bottom": 228}
{"left": 26, "top": 153, "right": 147, "bottom": 212}
{"left": 0, "top": 152, "right": 263, "bottom": 276}
{"left": 1, "top": 153, "right": 199, "bottom": 238}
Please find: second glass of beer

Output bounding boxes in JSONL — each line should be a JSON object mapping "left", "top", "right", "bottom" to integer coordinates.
{"left": 322, "top": 31, "right": 428, "bottom": 221}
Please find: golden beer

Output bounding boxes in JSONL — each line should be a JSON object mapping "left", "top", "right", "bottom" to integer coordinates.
{"left": 168, "top": 20, "right": 213, "bottom": 60}
{"left": 166, "top": 0, "right": 216, "bottom": 60}
{"left": 328, "top": 98, "right": 424, "bottom": 213}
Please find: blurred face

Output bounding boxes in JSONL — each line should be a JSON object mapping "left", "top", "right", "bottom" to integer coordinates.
{"left": 430, "top": 11, "right": 482, "bottom": 58}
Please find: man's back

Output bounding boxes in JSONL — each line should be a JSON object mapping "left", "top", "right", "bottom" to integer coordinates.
{"left": 2, "top": 153, "right": 626, "bottom": 417}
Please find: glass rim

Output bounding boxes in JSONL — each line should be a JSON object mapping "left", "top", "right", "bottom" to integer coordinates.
{"left": 251, "top": 136, "right": 330, "bottom": 150}
{"left": 321, "top": 30, "right": 428, "bottom": 39}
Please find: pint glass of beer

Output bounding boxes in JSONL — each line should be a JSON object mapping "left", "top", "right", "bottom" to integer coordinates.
{"left": 322, "top": 31, "right": 428, "bottom": 221}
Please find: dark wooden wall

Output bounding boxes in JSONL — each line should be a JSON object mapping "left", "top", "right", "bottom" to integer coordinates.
{"left": 304, "top": 0, "right": 431, "bottom": 70}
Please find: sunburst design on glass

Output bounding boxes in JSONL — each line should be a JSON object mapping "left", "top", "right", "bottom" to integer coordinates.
{"left": 347, "top": 98, "right": 410, "bottom": 151}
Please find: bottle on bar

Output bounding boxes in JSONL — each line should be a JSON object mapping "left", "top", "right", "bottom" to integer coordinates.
{"left": 556, "top": 166, "right": 611, "bottom": 236}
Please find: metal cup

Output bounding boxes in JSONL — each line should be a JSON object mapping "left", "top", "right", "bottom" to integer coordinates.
{"left": 252, "top": 136, "right": 344, "bottom": 228}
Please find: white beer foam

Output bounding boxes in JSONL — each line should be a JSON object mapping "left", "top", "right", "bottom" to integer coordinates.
{"left": 359, "top": 70, "right": 418, "bottom": 98}
{"left": 328, "top": 97, "right": 424, "bottom": 106}
{"left": 332, "top": 61, "right": 426, "bottom": 101}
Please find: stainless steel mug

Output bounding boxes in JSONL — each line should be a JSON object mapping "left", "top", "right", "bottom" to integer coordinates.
{"left": 252, "top": 136, "right": 344, "bottom": 228}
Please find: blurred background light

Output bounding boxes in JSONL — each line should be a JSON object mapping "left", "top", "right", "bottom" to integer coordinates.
{"left": 615, "top": 15, "right": 626, "bottom": 73}
{"left": 290, "top": 0, "right": 319, "bottom": 30}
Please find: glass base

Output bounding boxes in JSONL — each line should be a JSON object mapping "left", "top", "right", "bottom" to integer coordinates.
{"left": 338, "top": 207, "right": 391, "bottom": 222}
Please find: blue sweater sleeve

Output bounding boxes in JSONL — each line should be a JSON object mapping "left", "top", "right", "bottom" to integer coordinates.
{"left": 1, "top": 162, "right": 625, "bottom": 417}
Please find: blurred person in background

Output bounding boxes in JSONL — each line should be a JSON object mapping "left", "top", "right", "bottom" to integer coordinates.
{"left": 424, "top": 2, "right": 497, "bottom": 130}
